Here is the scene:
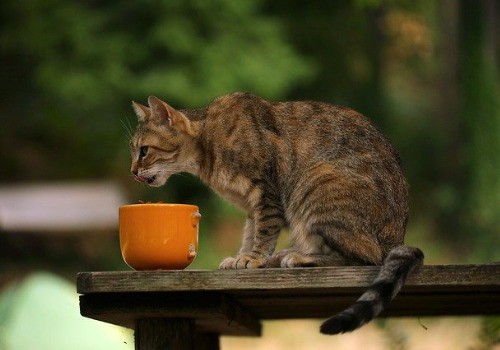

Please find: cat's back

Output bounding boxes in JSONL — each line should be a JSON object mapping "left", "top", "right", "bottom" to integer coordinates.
{"left": 202, "top": 92, "right": 400, "bottom": 166}
{"left": 203, "top": 92, "right": 354, "bottom": 137}
{"left": 204, "top": 92, "right": 277, "bottom": 135}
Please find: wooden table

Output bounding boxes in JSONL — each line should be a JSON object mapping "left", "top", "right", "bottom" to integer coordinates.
{"left": 77, "top": 264, "right": 500, "bottom": 350}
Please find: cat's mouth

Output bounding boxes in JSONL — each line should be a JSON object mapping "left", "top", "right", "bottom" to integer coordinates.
{"left": 134, "top": 175, "right": 156, "bottom": 184}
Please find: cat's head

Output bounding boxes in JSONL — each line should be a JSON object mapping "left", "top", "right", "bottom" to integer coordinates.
{"left": 129, "top": 96, "right": 199, "bottom": 187}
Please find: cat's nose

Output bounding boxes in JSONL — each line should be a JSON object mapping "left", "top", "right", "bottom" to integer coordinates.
{"left": 131, "top": 169, "right": 138, "bottom": 176}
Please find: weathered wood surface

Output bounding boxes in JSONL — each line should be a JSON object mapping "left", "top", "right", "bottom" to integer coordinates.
{"left": 78, "top": 265, "right": 499, "bottom": 293}
{"left": 80, "top": 292, "right": 261, "bottom": 336}
{"left": 78, "top": 264, "right": 500, "bottom": 336}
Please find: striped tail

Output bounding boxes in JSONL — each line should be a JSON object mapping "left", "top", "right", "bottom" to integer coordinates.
{"left": 320, "top": 245, "right": 424, "bottom": 335}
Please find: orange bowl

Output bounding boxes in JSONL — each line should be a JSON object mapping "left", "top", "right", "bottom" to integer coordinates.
{"left": 119, "top": 203, "right": 200, "bottom": 270}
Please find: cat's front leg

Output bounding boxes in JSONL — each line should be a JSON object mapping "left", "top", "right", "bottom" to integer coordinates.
{"left": 219, "top": 205, "right": 284, "bottom": 269}
{"left": 238, "top": 216, "right": 255, "bottom": 253}
{"left": 219, "top": 216, "right": 255, "bottom": 269}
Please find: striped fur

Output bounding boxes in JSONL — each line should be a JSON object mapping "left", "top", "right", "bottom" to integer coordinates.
{"left": 129, "top": 92, "right": 424, "bottom": 334}
{"left": 320, "top": 245, "right": 423, "bottom": 334}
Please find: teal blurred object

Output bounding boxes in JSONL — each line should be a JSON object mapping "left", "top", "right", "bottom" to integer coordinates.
{"left": 0, "top": 273, "right": 133, "bottom": 350}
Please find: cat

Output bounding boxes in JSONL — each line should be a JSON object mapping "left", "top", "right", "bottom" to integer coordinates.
{"left": 129, "top": 92, "right": 424, "bottom": 334}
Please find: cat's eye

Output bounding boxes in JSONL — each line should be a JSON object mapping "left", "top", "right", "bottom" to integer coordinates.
{"left": 139, "top": 146, "right": 149, "bottom": 159}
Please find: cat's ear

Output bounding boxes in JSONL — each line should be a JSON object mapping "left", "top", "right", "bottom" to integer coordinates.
{"left": 132, "top": 101, "right": 150, "bottom": 122}
{"left": 148, "top": 96, "right": 195, "bottom": 136}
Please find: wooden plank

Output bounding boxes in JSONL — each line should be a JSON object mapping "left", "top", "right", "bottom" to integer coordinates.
{"left": 77, "top": 265, "right": 500, "bottom": 294}
{"left": 236, "top": 291, "right": 500, "bottom": 318}
{"left": 135, "top": 318, "right": 195, "bottom": 350}
{"left": 80, "top": 288, "right": 499, "bottom": 326}
{"left": 79, "top": 292, "right": 262, "bottom": 336}
{"left": 77, "top": 265, "right": 500, "bottom": 336}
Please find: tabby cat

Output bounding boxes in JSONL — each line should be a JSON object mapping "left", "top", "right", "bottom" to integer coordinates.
{"left": 129, "top": 92, "right": 424, "bottom": 334}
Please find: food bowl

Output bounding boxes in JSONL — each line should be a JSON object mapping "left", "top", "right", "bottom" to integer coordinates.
{"left": 119, "top": 203, "right": 200, "bottom": 270}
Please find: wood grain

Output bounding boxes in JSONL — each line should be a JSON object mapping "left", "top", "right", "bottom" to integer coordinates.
{"left": 78, "top": 265, "right": 500, "bottom": 293}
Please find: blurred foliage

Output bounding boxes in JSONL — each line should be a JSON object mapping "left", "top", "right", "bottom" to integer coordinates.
{"left": 0, "top": 0, "right": 313, "bottom": 180}
{"left": 477, "top": 317, "right": 500, "bottom": 349}
{"left": 458, "top": 0, "right": 500, "bottom": 260}
{"left": 0, "top": 0, "right": 313, "bottom": 107}
{"left": 0, "top": 0, "right": 498, "bottom": 279}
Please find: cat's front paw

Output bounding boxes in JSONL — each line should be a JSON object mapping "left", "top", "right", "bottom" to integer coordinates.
{"left": 219, "top": 252, "right": 267, "bottom": 269}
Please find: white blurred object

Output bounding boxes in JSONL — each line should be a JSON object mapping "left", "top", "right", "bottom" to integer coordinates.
{"left": 0, "top": 272, "right": 133, "bottom": 350}
{"left": 0, "top": 182, "right": 127, "bottom": 233}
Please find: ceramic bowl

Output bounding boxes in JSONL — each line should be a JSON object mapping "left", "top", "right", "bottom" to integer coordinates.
{"left": 119, "top": 203, "right": 200, "bottom": 270}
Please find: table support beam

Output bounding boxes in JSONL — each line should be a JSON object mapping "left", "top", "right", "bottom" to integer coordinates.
{"left": 135, "top": 318, "right": 195, "bottom": 350}
{"left": 195, "top": 333, "right": 220, "bottom": 350}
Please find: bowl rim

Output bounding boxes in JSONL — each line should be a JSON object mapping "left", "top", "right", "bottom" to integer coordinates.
{"left": 119, "top": 203, "right": 199, "bottom": 210}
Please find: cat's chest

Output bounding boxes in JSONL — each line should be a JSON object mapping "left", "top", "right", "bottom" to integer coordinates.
{"left": 207, "top": 169, "right": 260, "bottom": 212}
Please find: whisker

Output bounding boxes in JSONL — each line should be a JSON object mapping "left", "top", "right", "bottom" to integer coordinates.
{"left": 119, "top": 118, "right": 133, "bottom": 139}
{"left": 122, "top": 119, "right": 131, "bottom": 137}
{"left": 126, "top": 116, "right": 135, "bottom": 134}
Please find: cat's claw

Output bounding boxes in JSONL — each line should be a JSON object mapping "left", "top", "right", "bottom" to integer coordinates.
{"left": 219, "top": 253, "right": 267, "bottom": 269}
{"left": 219, "top": 257, "right": 237, "bottom": 269}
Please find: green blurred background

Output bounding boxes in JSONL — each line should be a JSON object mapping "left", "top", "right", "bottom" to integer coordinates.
{"left": 0, "top": 0, "right": 498, "bottom": 349}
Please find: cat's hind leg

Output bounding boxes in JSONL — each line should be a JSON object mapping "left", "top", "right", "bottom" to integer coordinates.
{"left": 275, "top": 221, "right": 368, "bottom": 268}
{"left": 285, "top": 165, "right": 386, "bottom": 267}
{"left": 270, "top": 249, "right": 361, "bottom": 267}
{"left": 279, "top": 225, "right": 383, "bottom": 268}
{"left": 281, "top": 251, "right": 358, "bottom": 267}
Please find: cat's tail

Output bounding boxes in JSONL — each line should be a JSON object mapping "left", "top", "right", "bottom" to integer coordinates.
{"left": 320, "top": 245, "right": 424, "bottom": 335}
